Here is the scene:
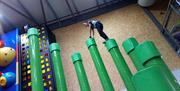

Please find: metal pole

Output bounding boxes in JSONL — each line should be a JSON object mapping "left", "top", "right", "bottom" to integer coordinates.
{"left": 104, "top": 39, "right": 135, "bottom": 91}
{"left": 50, "top": 43, "right": 67, "bottom": 91}
{"left": 69, "top": 0, "right": 79, "bottom": 14}
{"left": 86, "top": 38, "right": 114, "bottom": 91}
{"left": 95, "top": 0, "right": 100, "bottom": 8}
{"left": 45, "top": 0, "right": 59, "bottom": 19}
{"left": 17, "top": 0, "right": 39, "bottom": 25}
{"left": 27, "top": 28, "right": 44, "bottom": 91}
{"left": 71, "top": 52, "right": 91, "bottom": 91}
{"left": 45, "top": 0, "right": 62, "bottom": 26}
{"left": 64, "top": 0, "right": 74, "bottom": 16}
{"left": 40, "top": 0, "right": 47, "bottom": 23}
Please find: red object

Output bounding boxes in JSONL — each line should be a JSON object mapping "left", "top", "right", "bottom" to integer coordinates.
{"left": 0, "top": 40, "right": 4, "bottom": 48}
{"left": 0, "top": 72, "right": 2, "bottom": 77}
{"left": 45, "top": 53, "right": 48, "bottom": 56}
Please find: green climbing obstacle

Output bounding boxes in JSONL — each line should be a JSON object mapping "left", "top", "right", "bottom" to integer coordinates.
{"left": 50, "top": 43, "right": 67, "bottom": 91}
{"left": 104, "top": 39, "right": 135, "bottom": 91}
{"left": 122, "top": 37, "right": 143, "bottom": 70}
{"left": 27, "top": 28, "right": 44, "bottom": 91}
{"left": 122, "top": 37, "right": 180, "bottom": 91}
{"left": 86, "top": 38, "right": 114, "bottom": 91}
{"left": 71, "top": 52, "right": 91, "bottom": 91}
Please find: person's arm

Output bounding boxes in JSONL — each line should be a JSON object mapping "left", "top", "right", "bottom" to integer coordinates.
{"left": 89, "top": 21, "right": 94, "bottom": 38}
{"left": 83, "top": 20, "right": 94, "bottom": 38}
{"left": 89, "top": 28, "right": 92, "bottom": 38}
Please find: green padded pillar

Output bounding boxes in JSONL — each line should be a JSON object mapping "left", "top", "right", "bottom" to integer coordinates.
{"left": 50, "top": 43, "right": 67, "bottom": 91}
{"left": 122, "top": 37, "right": 143, "bottom": 70}
{"left": 123, "top": 37, "right": 180, "bottom": 91}
{"left": 27, "top": 28, "right": 44, "bottom": 91}
{"left": 132, "top": 66, "right": 180, "bottom": 91}
{"left": 86, "top": 38, "right": 114, "bottom": 91}
{"left": 104, "top": 39, "right": 135, "bottom": 91}
{"left": 71, "top": 52, "right": 91, "bottom": 91}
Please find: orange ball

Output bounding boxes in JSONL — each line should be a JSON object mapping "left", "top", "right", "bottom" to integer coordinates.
{"left": 0, "top": 40, "right": 4, "bottom": 48}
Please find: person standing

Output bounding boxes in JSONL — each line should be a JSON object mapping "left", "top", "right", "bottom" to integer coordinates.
{"left": 83, "top": 19, "right": 109, "bottom": 40}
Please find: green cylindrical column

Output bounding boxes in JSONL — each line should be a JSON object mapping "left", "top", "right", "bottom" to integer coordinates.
{"left": 122, "top": 37, "right": 180, "bottom": 90}
{"left": 86, "top": 38, "right": 114, "bottom": 91}
{"left": 104, "top": 39, "right": 135, "bottom": 91}
{"left": 132, "top": 65, "right": 180, "bottom": 91}
{"left": 50, "top": 43, "right": 67, "bottom": 91}
{"left": 27, "top": 28, "right": 44, "bottom": 91}
{"left": 135, "top": 41, "right": 180, "bottom": 90}
{"left": 122, "top": 37, "right": 143, "bottom": 70}
{"left": 71, "top": 52, "right": 91, "bottom": 91}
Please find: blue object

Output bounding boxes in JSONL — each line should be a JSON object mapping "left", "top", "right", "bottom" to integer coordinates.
{"left": 0, "top": 28, "right": 19, "bottom": 91}
{"left": 1, "top": 72, "right": 16, "bottom": 87}
{"left": 27, "top": 60, "right": 30, "bottom": 65}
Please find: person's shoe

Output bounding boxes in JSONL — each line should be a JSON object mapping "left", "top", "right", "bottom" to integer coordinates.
{"left": 103, "top": 41, "right": 106, "bottom": 44}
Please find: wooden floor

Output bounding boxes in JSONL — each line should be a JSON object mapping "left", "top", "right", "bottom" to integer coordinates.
{"left": 53, "top": 4, "right": 180, "bottom": 91}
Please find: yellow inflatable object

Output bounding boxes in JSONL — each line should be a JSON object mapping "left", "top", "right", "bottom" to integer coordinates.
{"left": 0, "top": 47, "right": 16, "bottom": 67}
{"left": 0, "top": 76, "right": 7, "bottom": 87}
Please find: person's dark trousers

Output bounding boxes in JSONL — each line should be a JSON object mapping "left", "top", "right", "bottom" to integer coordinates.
{"left": 96, "top": 22, "right": 109, "bottom": 40}
{"left": 173, "top": 32, "right": 180, "bottom": 43}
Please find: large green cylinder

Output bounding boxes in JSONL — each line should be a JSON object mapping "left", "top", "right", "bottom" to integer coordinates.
{"left": 50, "top": 43, "right": 67, "bottom": 91}
{"left": 27, "top": 28, "right": 44, "bottom": 91}
{"left": 104, "top": 39, "right": 135, "bottom": 91}
{"left": 122, "top": 37, "right": 143, "bottom": 70}
{"left": 122, "top": 37, "right": 180, "bottom": 91}
{"left": 86, "top": 38, "right": 114, "bottom": 91}
{"left": 132, "top": 65, "right": 180, "bottom": 91}
{"left": 71, "top": 52, "right": 91, "bottom": 91}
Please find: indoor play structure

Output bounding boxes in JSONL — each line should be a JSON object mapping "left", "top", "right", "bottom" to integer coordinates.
{"left": 0, "top": 29, "right": 18, "bottom": 91}
{"left": 20, "top": 28, "right": 55, "bottom": 91}
{"left": 0, "top": 27, "right": 180, "bottom": 91}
